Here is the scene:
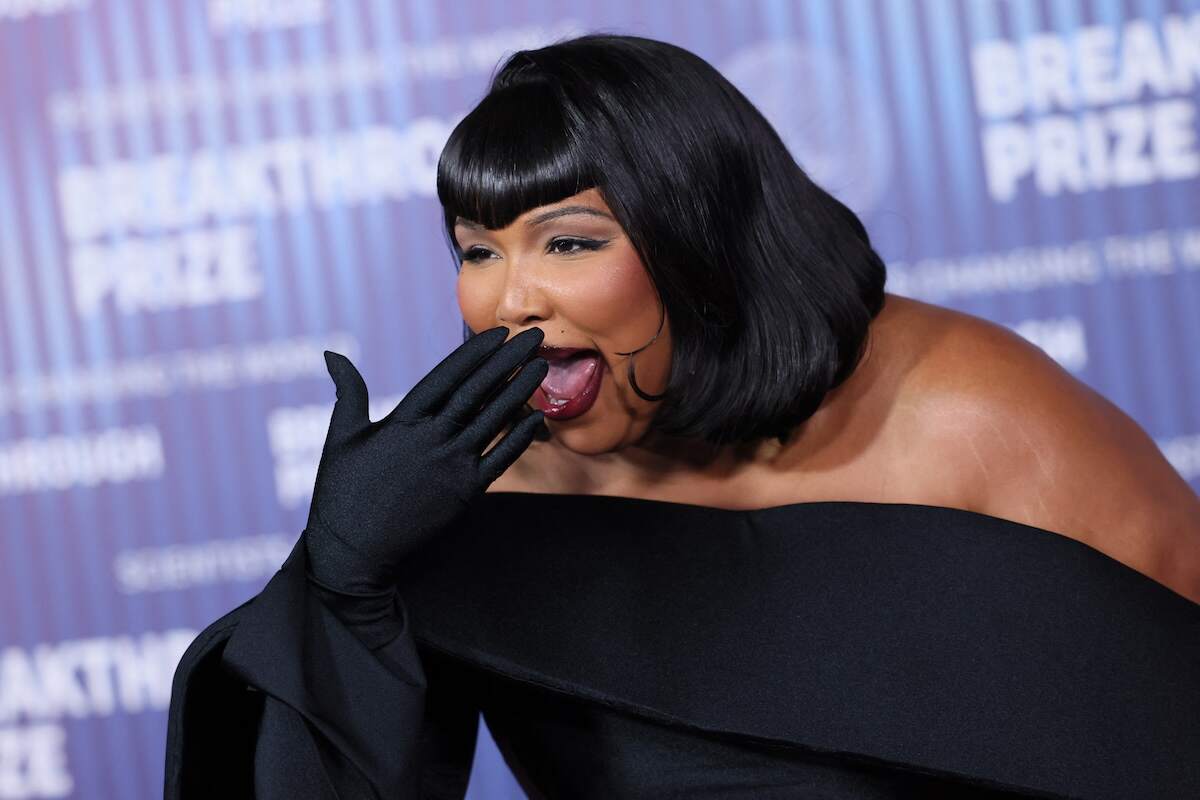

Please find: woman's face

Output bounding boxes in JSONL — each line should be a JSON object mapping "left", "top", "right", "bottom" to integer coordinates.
{"left": 454, "top": 188, "right": 671, "bottom": 456}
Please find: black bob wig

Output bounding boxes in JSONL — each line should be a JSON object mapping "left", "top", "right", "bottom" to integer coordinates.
{"left": 437, "top": 33, "right": 887, "bottom": 448}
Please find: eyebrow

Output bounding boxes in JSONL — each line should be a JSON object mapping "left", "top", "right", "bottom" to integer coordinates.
{"left": 454, "top": 206, "right": 615, "bottom": 230}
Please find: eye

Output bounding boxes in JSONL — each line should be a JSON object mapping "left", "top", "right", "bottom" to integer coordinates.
{"left": 547, "top": 237, "right": 608, "bottom": 256}
{"left": 459, "top": 246, "right": 495, "bottom": 263}
{"left": 459, "top": 237, "right": 609, "bottom": 265}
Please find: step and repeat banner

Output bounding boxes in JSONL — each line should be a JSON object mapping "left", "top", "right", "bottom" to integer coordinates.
{"left": 1, "top": 0, "right": 1197, "bottom": 797}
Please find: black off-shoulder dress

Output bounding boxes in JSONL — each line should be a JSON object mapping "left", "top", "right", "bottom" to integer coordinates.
{"left": 164, "top": 491, "right": 1200, "bottom": 799}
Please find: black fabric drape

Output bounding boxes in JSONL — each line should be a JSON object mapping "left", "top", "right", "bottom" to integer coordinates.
{"left": 163, "top": 533, "right": 477, "bottom": 799}
{"left": 400, "top": 493, "right": 1200, "bottom": 799}
{"left": 164, "top": 492, "right": 1200, "bottom": 799}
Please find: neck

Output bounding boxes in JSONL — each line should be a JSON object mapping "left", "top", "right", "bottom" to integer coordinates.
{"left": 535, "top": 424, "right": 794, "bottom": 495}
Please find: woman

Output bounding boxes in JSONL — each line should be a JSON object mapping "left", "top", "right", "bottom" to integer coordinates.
{"left": 164, "top": 34, "right": 1200, "bottom": 799}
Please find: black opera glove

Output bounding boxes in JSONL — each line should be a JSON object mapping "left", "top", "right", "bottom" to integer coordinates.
{"left": 304, "top": 325, "right": 548, "bottom": 597}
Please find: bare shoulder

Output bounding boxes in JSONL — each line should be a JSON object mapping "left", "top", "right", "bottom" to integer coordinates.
{"left": 889, "top": 295, "right": 1200, "bottom": 604}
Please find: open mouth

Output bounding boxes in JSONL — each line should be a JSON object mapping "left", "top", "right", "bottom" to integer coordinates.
{"left": 535, "top": 349, "right": 604, "bottom": 421}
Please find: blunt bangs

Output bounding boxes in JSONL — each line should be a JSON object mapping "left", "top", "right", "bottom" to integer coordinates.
{"left": 437, "top": 34, "right": 888, "bottom": 450}
{"left": 437, "top": 79, "right": 597, "bottom": 239}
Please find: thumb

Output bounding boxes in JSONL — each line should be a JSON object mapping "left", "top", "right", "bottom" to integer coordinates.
{"left": 324, "top": 350, "right": 369, "bottom": 441}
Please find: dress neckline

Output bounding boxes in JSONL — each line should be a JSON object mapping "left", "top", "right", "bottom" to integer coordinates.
{"left": 481, "top": 489, "right": 1062, "bottom": 537}
{"left": 478, "top": 489, "right": 1200, "bottom": 615}
{"left": 400, "top": 492, "right": 1200, "bottom": 800}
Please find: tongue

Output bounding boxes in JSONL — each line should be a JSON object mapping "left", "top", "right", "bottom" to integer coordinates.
{"left": 542, "top": 354, "right": 599, "bottom": 400}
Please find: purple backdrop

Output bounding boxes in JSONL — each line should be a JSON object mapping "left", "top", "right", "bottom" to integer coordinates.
{"left": 0, "top": 1, "right": 1197, "bottom": 797}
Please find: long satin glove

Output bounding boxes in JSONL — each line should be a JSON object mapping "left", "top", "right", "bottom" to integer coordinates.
{"left": 303, "top": 326, "right": 548, "bottom": 612}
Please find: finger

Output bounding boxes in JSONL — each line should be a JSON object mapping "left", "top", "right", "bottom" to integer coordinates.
{"left": 442, "top": 327, "right": 544, "bottom": 424}
{"left": 456, "top": 357, "right": 548, "bottom": 453}
{"left": 478, "top": 409, "right": 545, "bottom": 486}
{"left": 398, "top": 325, "right": 510, "bottom": 417}
{"left": 324, "top": 351, "right": 369, "bottom": 442}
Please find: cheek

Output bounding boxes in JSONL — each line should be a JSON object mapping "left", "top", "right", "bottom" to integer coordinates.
{"left": 456, "top": 273, "right": 496, "bottom": 332}
{"left": 563, "top": 253, "right": 659, "bottom": 333}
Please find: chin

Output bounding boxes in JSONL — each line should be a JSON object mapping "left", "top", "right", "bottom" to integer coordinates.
{"left": 544, "top": 421, "right": 626, "bottom": 456}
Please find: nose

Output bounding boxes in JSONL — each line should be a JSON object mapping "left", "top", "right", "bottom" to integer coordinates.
{"left": 494, "top": 260, "right": 554, "bottom": 332}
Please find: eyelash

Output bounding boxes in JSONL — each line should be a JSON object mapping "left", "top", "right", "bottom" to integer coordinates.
{"left": 459, "top": 237, "right": 608, "bottom": 263}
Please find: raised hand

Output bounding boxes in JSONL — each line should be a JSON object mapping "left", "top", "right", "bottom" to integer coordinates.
{"left": 304, "top": 326, "right": 548, "bottom": 595}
